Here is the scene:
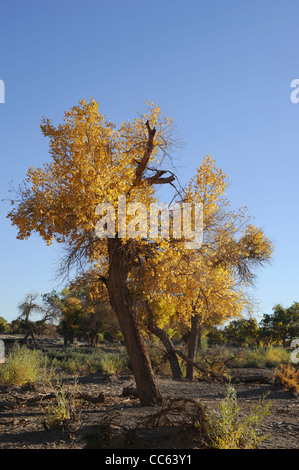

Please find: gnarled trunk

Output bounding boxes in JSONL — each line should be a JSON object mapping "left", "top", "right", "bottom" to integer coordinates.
{"left": 106, "top": 238, "right": 162, "bottom": 406}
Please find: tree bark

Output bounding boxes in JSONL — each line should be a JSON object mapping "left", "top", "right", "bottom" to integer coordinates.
{"left": 186, "top": 314, "right": 201, "bottom": 380}
{"left": 145, "top": 302, "right": 183, "bottom": 380}
{"left": 106, "top": 238, "right": 163, "bottom": 406}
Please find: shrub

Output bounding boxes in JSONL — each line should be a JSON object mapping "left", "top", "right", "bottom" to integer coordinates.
{"left": 44, "top": 347, "right": 129, "bottom": 375}
{"left": 0, "top": 344, "right": 48, "bottom": 385}
{"left": 206, "top": 385, "right": 271, "bottom": 449}
{"left": 273, "top": 364, "right": 299, "bottom": 396}
{"left": 44, "top": 377, "right": 80, "bottom": 429}
{"left": 196, "top": 347, "right": 235, "bottom": 377}
{"left": 98, "top": 352, "right": 129, "bottom": 374}
{"left": 213, "top": 345, "right": 290, "bottom": 369}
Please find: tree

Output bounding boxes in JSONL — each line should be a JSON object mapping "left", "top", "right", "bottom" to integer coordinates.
{"left": 129, "top": 157, "right": 272, "bottom": 379}
{"left": 48, "top": 287, "right": 85, "bottom": 346}
{"left": 9, "top": 319, "right": 26, "bottom": 335}
{"left": 207, "top": 326, "right": 226, "bottom": 346}
{"left": 224, "top": 318, "right": 261, "bottom": 347}
{"left": 17, "top": 293, "right": 44, "bottom": 347}
{"left": 286, "top": 302, "right": 299, "bottom": 341}
{"left": 260, "top": 303, "right": 299, "bottom": 346}
{"left": 55, "top": 273, "right": 121, "bottom": 346}
{"left": 41, "top": 290, "right": 63, "bottom": 324}
{"left": 8, "top": 100, "right": 177, "bottom": 404}
{"left": 7, "top": 99, "right": 273, "bottom": 400}
{"left": 68, "top": 271, "right": 122, "bottom": 346}
{"left": 0, "top": 317, "right": 9, "bottom": 334}
{"left": 180, "top": 162, "right": 272, "bottom": 377}
{"left": 82, "top": 302, "right": 120, "bottom": 346}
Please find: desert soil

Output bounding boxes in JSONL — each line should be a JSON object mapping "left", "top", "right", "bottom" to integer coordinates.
{"left": 0, "top": 367, "right": 298, "bottom": 450}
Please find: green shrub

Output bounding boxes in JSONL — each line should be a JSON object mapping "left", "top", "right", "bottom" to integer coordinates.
{"left": 231, "top": 346, "right": 290, "bottom": 368}
{"left": 206, "top": 385, "right": 271, "bottom": 449}
{"left": 98, "top": 352, "right": 129, "bottom": 374}
{"left": 44, "top": 347, "right": 129, "bottom": 375}
{"left": 202, "top": 345, "right": 290, "bottom": 369}
{"left": 44, "top": 376, "right": 80, "bottom": 429}
{"left": 0, "top": 344, "right": 49, "bottom": 385}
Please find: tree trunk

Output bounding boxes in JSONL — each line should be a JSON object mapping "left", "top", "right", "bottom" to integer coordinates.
{"left": 145, "top": 302, "right": 183, "bottom": 380}
{"left": 186, "top": 314, "right": 201, "bottom": 380}
{"left": 106, "top": 238, "right": 163, "bottom": 406}
{"left": 23, "top": 323, "right": 39, "bottom": 348}
{"left": 90, "top": 332, "right": 99, "bottom": 347}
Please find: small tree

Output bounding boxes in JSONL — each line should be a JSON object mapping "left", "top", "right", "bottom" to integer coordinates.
{"left": 17, "top": 293, "right": 44, "bottom": 347}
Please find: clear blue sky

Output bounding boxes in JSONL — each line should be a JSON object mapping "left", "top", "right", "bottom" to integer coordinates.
{"left": 0, "top": 0, "right": 299, "bottom": 323}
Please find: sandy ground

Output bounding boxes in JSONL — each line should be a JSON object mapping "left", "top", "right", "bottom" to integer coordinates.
{"left": 0, "top": 367, "right": 298, "bottom": 450}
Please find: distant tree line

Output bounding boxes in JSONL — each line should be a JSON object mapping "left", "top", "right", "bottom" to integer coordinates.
{"left": 1, "top": 297, "right": 298, "bottom": 351}
{"left": 0, "top": 287, "right": 122, "bottom": 347}
{"left": 208, "top": 302, "right": 299, "bottom": 348}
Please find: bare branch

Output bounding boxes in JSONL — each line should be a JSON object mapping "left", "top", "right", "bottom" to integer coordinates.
{"left": 133, "top": 120, "right": 156, "bottom": 185}
{"left": 145, "top": 170, "right": 176, "bottom": 186}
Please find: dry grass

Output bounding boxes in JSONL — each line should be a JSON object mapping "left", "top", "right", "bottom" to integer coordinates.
{"left": 273, "top": 364, "right": 299, "bottom": 396}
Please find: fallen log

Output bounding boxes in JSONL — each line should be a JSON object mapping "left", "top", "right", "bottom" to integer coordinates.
{"left": 229, "top": 374, "right": 272, "bottom": 384}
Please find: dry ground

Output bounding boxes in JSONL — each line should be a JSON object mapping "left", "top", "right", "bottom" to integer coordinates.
{"left": 0, "top": 367, "right": 298, "bottom": 450}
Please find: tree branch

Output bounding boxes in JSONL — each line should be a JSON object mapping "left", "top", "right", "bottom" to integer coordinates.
{"left": 145, "top": 170, "right": 176, "bottom": 186}
{"left": 133, "top": 121, "right": 156, "bottom": 186}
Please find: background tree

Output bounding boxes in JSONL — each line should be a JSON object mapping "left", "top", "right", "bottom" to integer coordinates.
{"left": 260, "top": 303, "right": 299, "bottom": 346}
{"left": 223, "top": 318, "right": 261, "bottom": 347}
{"left": 41, "top": 290, "right": 63, "bottom": 325}
{"left": 9, "top": 319, "right": 27, "bottom": 335}
{"left": 17, "top": 293, "right": 44, "bottom": 347}
{"left": 286, "top": 302, "right": 299, "bottom": 342}
{"left": 68, "top": 270, "right": 122, "bottom": 346}
{"left": 206, "top": 325, "right": 226, "bottom": 346}
{"left": 0, "top": 317, "right": 9, "bottom": 334}
{"left": 180, "top": 160, "right": 272, "bottom": 377}
{"left": 53, "top": 288, "right": 85, "bottom": 346}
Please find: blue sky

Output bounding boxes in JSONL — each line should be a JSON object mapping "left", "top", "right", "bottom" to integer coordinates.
{"left": 0, "top": 0, "right": 299, "bottom": 323}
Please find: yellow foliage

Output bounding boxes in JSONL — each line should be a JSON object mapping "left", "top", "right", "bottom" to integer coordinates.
{"left": 7, "top": 99, "right": 273, "bottom": 341}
